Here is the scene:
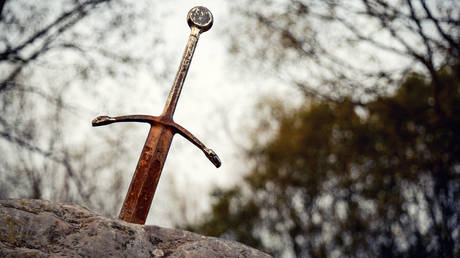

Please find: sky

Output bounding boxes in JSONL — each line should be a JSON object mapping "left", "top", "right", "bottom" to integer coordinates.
{"left": 78, "top": 1, "right": 302, "bottom": 226}
{"left": 0, "top": 0, "right": 302, "bottom": 227}
{"left": 2, "top": 0, "right": 412, "bottom": 227}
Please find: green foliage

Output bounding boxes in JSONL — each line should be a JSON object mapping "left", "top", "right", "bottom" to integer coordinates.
{"left": 187, "top": 65, "right": 460, "bottom": 257}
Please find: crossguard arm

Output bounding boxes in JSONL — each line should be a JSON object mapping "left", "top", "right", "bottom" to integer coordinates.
{"left": 92, "top": 115, "right": 221, "bottom": 168}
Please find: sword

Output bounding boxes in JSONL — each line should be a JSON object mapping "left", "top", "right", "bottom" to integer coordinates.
{"left": 91, "top": 6, "right": 220, "bottom": 224}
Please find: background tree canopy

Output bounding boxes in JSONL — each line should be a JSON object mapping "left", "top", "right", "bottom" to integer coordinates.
{"left": 227, "top": 0, "right": 459, "bottom": 102}
{"left": 187, "top": 0, "right": 460, "bottom": 257}
{"left": 188, "top": 65, "right": 460, "bottom": 257}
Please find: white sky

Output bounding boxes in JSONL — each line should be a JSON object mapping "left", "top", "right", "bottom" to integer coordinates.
{"left": 4, "top": 0, "right": 436, "bottom": 233}
{"left": 4, "top": 0, "right": 414, "bottom": 227}
{"left": 72, "top": 1, "right": 302, "bottom": 226}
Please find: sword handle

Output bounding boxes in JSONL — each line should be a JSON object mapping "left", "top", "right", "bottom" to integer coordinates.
{"left": 162, "top": 6, "right": 213, "bottom": 118}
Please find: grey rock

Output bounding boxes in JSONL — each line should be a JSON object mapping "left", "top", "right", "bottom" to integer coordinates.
{"left": 0, "top": 199, "right": 272, "bottom": 257}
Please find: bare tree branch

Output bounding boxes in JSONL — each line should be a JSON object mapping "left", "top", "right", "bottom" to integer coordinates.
{"left": 0, "top": 130, "right": 53, "bottom": 158}
{"left": 0, "top": 0, "right": 109, "bottom": 62}
{"left": 0, "top": 0, "right": 6, "bottom": 21}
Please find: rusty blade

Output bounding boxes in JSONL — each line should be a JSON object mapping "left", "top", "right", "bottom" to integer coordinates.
{"left": 118, "top": 124, "right": 174, "bottom": 224}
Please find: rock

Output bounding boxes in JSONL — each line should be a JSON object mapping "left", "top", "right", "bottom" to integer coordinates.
{"left": 0, "top": 199, "right": 271, "bottom": 257}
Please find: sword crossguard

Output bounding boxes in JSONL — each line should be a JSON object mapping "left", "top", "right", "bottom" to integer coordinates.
{"left": 92, "top": 115, "right": 221, "bottom": 168}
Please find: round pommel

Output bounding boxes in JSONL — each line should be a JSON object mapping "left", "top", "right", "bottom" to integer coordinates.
{"left": 187, "top": 6, "right": 213, "bottom": 33}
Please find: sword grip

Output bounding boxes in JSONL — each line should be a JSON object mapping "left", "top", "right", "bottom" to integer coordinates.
{"left": 161, "top": 7, "right": 213, "bottom": 118}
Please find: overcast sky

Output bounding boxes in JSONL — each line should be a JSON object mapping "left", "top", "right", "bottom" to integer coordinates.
{"left": 74, "top": 1, "right": 302, "bottom": 226}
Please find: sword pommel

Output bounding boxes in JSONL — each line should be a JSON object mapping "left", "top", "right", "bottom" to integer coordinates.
{"left": 187, "top": 6, "right": 213, "bottom": 33}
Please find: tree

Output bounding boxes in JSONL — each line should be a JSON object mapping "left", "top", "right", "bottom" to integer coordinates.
{"left": 188, "top": 1, "right": 460, "bottom": 255}
{"left": 227, "top": 0, "right": 459, "bottom": 103}
{"left": 0, "top": 1, "right": 168, "bottom": 215}
{"left": 188, "top": 63, "right": 460, "bottom": 257}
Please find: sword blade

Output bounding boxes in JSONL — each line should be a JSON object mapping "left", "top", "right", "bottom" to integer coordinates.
{"left": 118, "top": 124, "right": 174, "bottom": 224}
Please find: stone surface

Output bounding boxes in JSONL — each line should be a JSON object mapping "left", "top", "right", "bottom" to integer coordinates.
{"left": 0, "top": 199, "right": 271, "bottom": 257}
